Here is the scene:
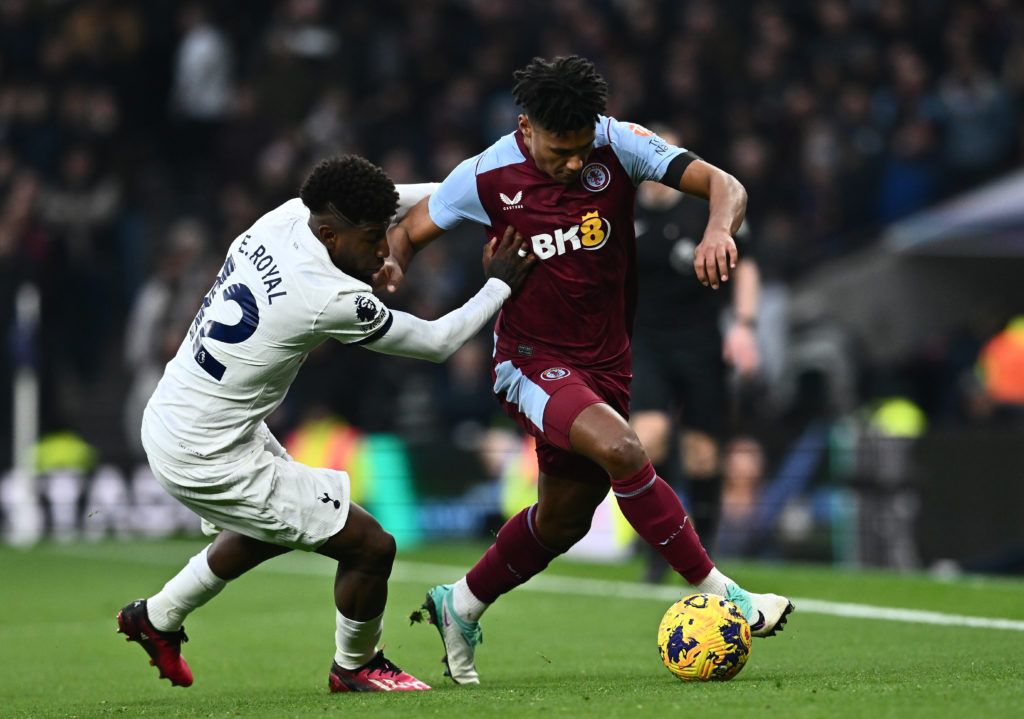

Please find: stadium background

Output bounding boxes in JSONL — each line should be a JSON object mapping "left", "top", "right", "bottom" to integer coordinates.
{"left": 1, "top": 0, "right": 1022, "bottom": 574}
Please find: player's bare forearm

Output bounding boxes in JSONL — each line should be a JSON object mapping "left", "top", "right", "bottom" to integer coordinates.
{"left": 679, "top": 160, "right": 747, "bottom": 236}
{"left": 682, "top": 160, "right": 747, "bottom": 289}
{"left": 376, "top": 198, "right": 447, "bottom": 293}
{"left": 388, "top": 198, "right": 443, "bottom": 268}
{"left": 708, "top": 171, "right": 746, "bottom": 237}
{"left": 386, "top": 224, "right": 417, "bottom": 273}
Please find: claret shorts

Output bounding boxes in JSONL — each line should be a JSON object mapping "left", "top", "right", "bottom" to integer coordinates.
{"left": 491, "top": 352, "right": 630, "bottom": 485}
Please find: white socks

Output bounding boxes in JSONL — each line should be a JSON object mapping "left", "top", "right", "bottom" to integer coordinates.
{"left": 334, "top": 611, "right": 383, "bottom": 670}
{"left": 147, "top": 545, "right": 227, "bottom": 631}
{"left": 144, "top": 543, "right": 383, "bottom": 672}
{"left": 694, "top": 567, "right": 732, "bottom": 597}
{"left": 452, "top": 577, "right": 488, "bottom": 623}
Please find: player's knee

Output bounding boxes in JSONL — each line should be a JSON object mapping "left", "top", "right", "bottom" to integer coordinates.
{"left": 593, "top": 432, "right": 647, "bottom": 476}
{"left": 354, "top": 527, "right": 396, "bottom": 573}
{"left": 369, "top": 528, "right": 397, "bottom": 566}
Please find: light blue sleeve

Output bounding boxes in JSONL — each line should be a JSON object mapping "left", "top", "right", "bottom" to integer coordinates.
{"left": 427, "top": 155, "right": 490, "bottom": 230}
{"left": 603, "top": 117, "right": 688, "bottom": 186}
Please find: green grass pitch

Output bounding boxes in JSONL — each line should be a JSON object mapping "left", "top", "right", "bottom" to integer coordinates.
{"left": 2, "top": 538, "right": 1023, "bottom": 718}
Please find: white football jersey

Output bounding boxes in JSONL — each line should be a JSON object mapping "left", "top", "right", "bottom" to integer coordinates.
{"left": 145, "top": 198, "right": 396, "bottom": 461}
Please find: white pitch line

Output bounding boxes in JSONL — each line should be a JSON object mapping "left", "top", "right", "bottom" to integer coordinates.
{"left": 789, "top": 598, "right": 1024, "bottom": 632}
{"left": 46, "top": 545, "right": 1024, "bottom": 632}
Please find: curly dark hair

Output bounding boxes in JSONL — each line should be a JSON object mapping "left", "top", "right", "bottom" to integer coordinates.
{"left": 299, "top": 155, "right": 398, "bottom": 225}
{"left": 511, "top": 55, "right": 608, "bottom": 135}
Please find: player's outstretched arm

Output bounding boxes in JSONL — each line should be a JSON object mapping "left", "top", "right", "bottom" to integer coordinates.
{"left": 364, "top": 226, "right": 535, "bottom": 363}
{"left": 680, "top": 159, "right": 747, "bottom": 290}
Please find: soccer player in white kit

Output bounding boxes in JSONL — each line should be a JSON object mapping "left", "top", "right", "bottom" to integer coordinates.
{"left": 116, "top": 155, "right": 536, "bottom": 692}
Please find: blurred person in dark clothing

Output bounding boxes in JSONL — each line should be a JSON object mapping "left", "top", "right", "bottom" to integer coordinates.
{"left": 630, "top": 125, "right": 761, "bottom": 581}
{"left": 935, "top": 34, "right": 1017, "bottom": 194}
{"left": 715, "top": 436, "right": 767, "bottom": 558}
{"left": 35, "top": 143, "right": 122, "bottom": 380}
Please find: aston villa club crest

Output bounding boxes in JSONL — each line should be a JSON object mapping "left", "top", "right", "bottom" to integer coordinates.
{"left": 540, "top": 367, "right": 571, "bottom": 381}
{"left": 581, "top": 162, "right": 611, "bottom": 192}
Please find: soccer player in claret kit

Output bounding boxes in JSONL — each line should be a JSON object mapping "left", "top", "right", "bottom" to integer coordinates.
{"left": 115, "top": 155, "right": 534, "bottom": 692}
{"left": 382, "top": 56, "right": 794, "bottom": 685}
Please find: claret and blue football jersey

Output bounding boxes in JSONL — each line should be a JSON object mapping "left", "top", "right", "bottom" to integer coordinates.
{"left": 428, "top": 117, "right": 686, "bottom": 369}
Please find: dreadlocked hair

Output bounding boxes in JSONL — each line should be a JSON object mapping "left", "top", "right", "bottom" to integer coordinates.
{"left": 300, "top": 155, "right": 398, "bottom": 224}
{"left": 512, "top": 55, "right": 608, "bottom": 135}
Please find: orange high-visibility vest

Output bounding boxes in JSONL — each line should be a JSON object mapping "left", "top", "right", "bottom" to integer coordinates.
{"left": 977, "top": 317, "right": 1024, "bottom": 405}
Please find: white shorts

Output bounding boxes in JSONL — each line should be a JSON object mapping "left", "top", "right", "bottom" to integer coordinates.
{"left": 141, "top": 418, "right": 350, "bottom": 551}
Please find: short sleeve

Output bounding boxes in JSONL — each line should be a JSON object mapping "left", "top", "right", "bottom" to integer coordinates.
{"left": 604, "top": 117, "right": 688, "bottom": 186}
{"left": 428, "top": 155, "right": 491, "bottom": 229}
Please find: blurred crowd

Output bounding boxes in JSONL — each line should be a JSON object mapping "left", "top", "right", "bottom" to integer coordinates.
{"left": 1, "top": 0, "right": 1023, "bottom": 469}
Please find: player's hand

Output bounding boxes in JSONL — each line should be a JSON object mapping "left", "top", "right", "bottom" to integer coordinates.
{"left": 372, "top": 255, "right": 405, "bottom": 294}
{"left": 693, "top": 229, "right": 737, "bottom": 290}
{"left": 374, "top": 224, "right": 419, "bottom": 293}
{"left": 483, "top": 225, "right": 536, "bottom": 294}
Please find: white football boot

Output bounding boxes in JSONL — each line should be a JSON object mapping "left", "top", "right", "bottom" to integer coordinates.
{"left": 423, "top": 584, "right": 483, "bottom": 684}
{"left": 724, "top": 584, "right": 795, "bottom": 637}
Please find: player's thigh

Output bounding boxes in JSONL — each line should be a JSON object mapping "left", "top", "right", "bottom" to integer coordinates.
{"left": 207, "top": 529, "right": 292, "bottom": 580}
{"left": 493, "top": 357, "right": 629, "bottom": 452}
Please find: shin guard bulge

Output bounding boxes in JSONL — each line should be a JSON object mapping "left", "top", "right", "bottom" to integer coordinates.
{"left": 465, "top": 504, "right": 560, "bottom": 604}
{"left": 612, "top": 462, "right": 714, "bottom": 584}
